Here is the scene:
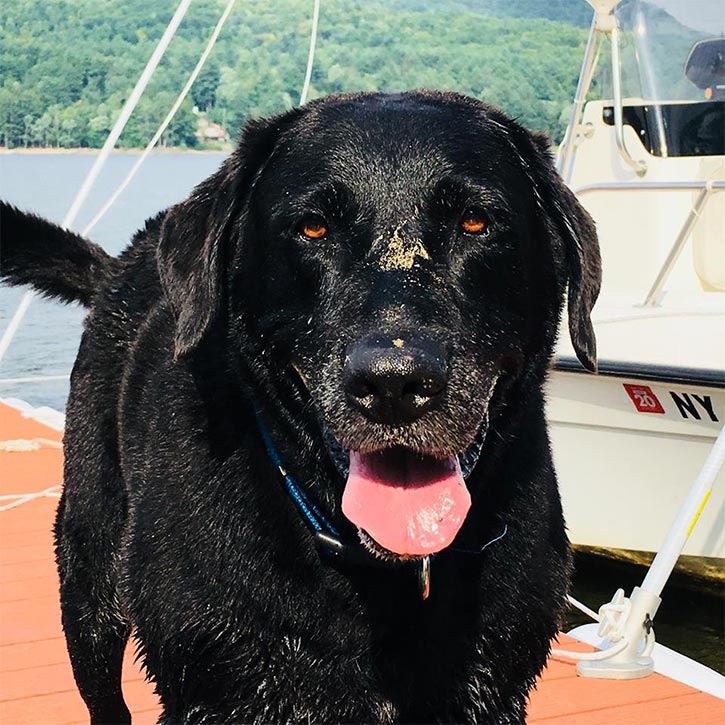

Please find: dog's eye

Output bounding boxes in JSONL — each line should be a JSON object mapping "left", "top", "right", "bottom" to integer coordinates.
{"left": 299, "top": 217, "right": 328, "bottom": 240}
{"left": 460, "top": 209, "right": 489, "bottom": 235}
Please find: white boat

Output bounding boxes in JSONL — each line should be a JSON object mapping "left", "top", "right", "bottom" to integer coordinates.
{"left": 547, "top": 0, "right": 725, "bottom": 584}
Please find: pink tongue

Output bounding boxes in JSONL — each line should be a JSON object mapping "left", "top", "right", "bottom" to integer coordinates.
{"left": 341, "top": 449, "right": 471, "bottom": 556}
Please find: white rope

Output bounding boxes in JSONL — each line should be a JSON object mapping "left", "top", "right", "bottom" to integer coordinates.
{"left": 566, "top": 593, "right": 600, "bottom": 622}
{"left": 0, "top": 486, "right": 62, "bottom": 512}
{"left": 0, "top": 375, "right": 70, "bottom": 385}
{"left": 82, "top": 0, "right": 238, "bottom": 237}
{"left": 299, "top": 0, "right": 321, "bottom": 105}
{"left": 0, "top": 437, "right": 62, "bottom": 451}
{"left": 593, "top": 588, "right": 630, "bottom": 641}
{"left": 551, "top": 589, "right": 649, "bottom": 662}
{"left": 62, "top": 0, "right": 193, "bottom": 231}
{"left": 0, "top": 293, "right": 34, "bottom": 363}
{"left": 0, "top": 0, "right": 194, "bottom": 363}
{"left": 551, "top": 637, "right": 629, "bottom": 662}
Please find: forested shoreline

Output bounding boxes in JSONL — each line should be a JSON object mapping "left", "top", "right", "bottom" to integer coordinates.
{"left": 0, "top": 0, "right": 593, "bottom": 150}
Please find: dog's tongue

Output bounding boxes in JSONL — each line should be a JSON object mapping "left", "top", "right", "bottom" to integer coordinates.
{"left": 341, "top": 449, "right": 471, "bottom": 556}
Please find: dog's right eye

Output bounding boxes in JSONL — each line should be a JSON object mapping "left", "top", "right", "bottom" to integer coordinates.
{"left": 298, "top": 216, "right": 328, "bottom": 240}
{"left": 459, "top": 209, "right": 489, "bottom": 235}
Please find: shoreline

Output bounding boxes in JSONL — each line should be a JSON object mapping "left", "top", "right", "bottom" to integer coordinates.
{"left": 0, "top": 146, "right": 232, "bottom": 155}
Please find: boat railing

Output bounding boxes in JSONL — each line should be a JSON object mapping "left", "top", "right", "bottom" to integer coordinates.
{"left": 573, "top": 180, "right": 725, "bottom": 306}
{"left": 558, "top": 1, "right": 650, "bottom": 182}
{"left": 609, "top": 14, "right": 647, "bottom": 176}
{"left": 557, "top": 11, "right": 601, "bottom": 183}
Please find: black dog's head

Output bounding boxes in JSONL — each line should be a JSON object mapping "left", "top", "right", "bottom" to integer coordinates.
{"left": 157, "top": 91, "right": 600, "bottom": 560}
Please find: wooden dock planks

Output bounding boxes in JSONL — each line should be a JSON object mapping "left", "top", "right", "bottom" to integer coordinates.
{"left": 1, "top": 400, "right": 722, "bottom": 723}
{"left": 0, "top": 401, "right": 162, "bottom": 723}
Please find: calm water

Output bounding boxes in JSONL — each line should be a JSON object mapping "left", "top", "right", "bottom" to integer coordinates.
{"left": 0, "top": 151, "right": 227, "bottom": 408}
{"left": 0, "top": 152, "right": 722, "bottom": 675}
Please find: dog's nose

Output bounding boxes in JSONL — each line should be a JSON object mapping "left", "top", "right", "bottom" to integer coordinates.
{"left": 344, "top": 335, "right": 447, "bottom": 424}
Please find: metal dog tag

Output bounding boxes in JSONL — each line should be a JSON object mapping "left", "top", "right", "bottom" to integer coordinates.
{"left": 419, "top": 555, "right": 431, "bottom": 600}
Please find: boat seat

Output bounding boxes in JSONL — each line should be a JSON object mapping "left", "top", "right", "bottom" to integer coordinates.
{"left": 692, "top": 159, "right": 725, "bottom": 291}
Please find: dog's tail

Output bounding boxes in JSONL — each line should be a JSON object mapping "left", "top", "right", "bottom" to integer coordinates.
{"left": 1, "top": 202, "right": 112, "bottom": 308}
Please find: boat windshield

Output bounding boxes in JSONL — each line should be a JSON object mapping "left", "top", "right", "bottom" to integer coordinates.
{"left": 600, "top": 0, "right": 725, "bottom": 102}
{"left": 594, "top": 0, "right": 724, "bottom": 157}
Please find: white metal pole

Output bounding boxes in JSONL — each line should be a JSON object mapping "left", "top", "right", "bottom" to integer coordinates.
{"left": 641, "top": 185, "right": 712, "bottom": 307}
{"left": 577, "top": 423, "right": 724, "bottom": 679}
{"left": 610, "top": 20, "right": 647, "bottom": 176}
{"left": 557, "top": 12, "right": 599, "bottom": 181}
{"left": 641, "top": 424, "right": 725, "bottom": 596}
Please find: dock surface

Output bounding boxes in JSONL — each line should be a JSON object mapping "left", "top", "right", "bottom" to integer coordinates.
{"left": 1, "top": 399, "right": 722, "bottom": 723}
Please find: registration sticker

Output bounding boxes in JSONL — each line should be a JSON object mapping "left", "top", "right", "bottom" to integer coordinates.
{"left": 623, "top": 384, "right": 665, "bottom": 414}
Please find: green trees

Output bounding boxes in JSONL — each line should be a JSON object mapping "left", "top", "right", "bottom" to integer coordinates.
{"left": 0, "top": 0, "right": 592, "bottom": 149}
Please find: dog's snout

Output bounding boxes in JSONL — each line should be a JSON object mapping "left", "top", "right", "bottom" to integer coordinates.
{"left": 344, "top": 335, "right": 447, "bottom": 424}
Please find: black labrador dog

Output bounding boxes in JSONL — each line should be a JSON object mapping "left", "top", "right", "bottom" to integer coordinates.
{"left": 0, "top": 91, "right": 600, "bottom": 724}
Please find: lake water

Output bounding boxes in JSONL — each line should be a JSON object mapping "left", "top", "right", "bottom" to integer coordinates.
{"left": 0, "top": 151, "right": 227, "bottom": 408}
{"left": 0, "top": 152, "right": 722, "bottom": 675}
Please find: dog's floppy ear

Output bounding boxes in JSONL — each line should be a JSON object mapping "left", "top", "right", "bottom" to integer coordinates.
{"left": 548, "top": 168, "right": 601, "bottom": 373}
{"left": 157, "top": 114, "right": 298, "bottom": 358}
{"left": 157, "top": 161, "right": 238, "bottom": 358}
{"left": 502, "top": 121, "right": 602, "bottom": 372}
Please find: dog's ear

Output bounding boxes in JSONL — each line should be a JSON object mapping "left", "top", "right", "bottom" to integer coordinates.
{"left": 157, "top": 114, "right": 299, "bottom": 358}
{"left": 157, "top": 161, "right": 238, "bottom": 358}
{"left": 547, "top": 166, "right": 601, "bottom": 373}
{"left": 502, "top": 121, "right": 601, "bottom": 372}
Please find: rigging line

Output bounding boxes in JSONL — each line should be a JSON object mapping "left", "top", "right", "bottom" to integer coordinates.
{"left": 0, "top": 438, "right": 63, "bottom": 451}
{"left": 0, "top": 0, "right": 194, "bottom": 363}
{"left": 0, "top": 486, "right": 62, "bottom": 512}
{"left": 566, "top": 594, "right": 601, "bottom": 622}
{"left": 299, "top": 0, "right": 321, "bottom": 105}
{"left": 0, "top": 375, "right": 70, "bottom": 385}
{"left": 82, "top": 0, "right": 239, "bottom": 237}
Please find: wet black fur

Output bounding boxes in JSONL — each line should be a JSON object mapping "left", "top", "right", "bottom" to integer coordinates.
{"left": 0, "top": 204, "right": 111, "bottom": 306}
{"left": 0, "top": 91, "right": 600, "bottom": 724}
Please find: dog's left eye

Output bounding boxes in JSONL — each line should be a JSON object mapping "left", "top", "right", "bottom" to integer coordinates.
{"left": 299, "top": 216, "right": 328, "bottom": 240}
{"left": 459, "top": 209, "right": 489, "bottom": 235}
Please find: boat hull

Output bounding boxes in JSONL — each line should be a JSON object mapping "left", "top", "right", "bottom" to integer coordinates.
{"left": 547, "top": 360, "right": 724, "bottom": 582}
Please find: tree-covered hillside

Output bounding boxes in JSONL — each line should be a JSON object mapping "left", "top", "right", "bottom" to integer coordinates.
{"left": 0, "top": 0, "right": 594, "bottom": 149}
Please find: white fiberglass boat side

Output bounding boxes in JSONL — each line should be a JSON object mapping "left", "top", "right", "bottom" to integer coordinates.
{"left": 550, "top": 0, "right": 724, "bottom": 581}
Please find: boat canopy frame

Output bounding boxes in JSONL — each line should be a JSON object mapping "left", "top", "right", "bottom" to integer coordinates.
{"left": 558, "top": 1, "right": 648, "bottom": 181}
